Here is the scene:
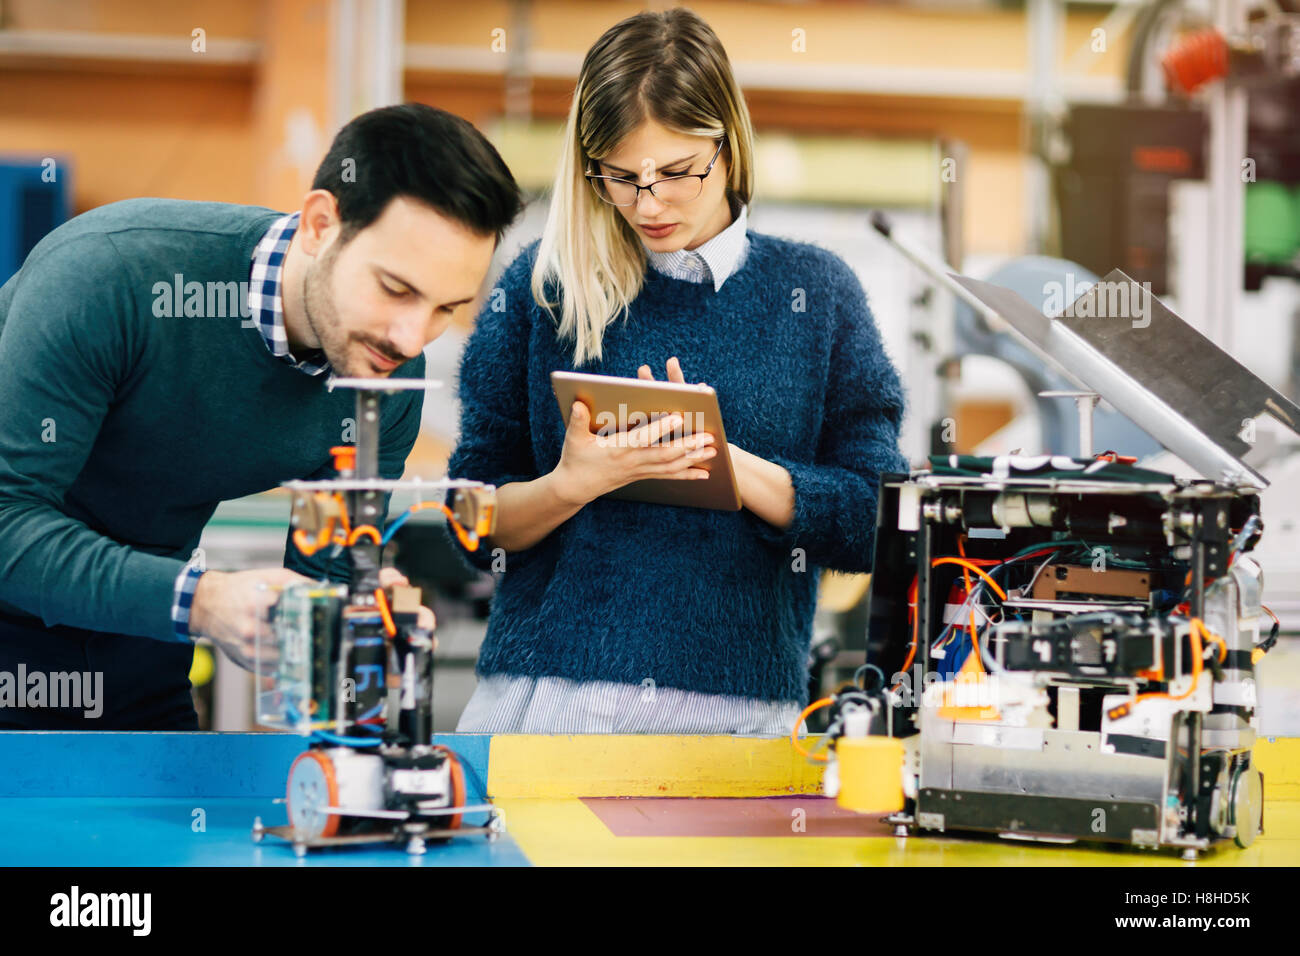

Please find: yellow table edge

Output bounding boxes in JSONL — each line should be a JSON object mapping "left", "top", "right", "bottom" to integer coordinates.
{"left": 486, "top": 734, "right": 1300, "bottom": 799}
{"left": 487, "top": 734, "right": 826, "bottom": 798}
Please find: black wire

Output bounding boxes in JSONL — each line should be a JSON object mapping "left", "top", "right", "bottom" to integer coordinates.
{"left": 1259, "top": 619, "right": 1281, "bottom": 655}
{"left": 1126, "top": 0, "right": 1184, "bottom": 95}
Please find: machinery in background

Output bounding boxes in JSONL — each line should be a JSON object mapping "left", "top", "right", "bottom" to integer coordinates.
{"left": 942, "top": 5, "right": 1300, "bottom": 626}
{"left": 884, "top": 0, "right": 1300, "bottom": 624}
{"left": 251, "top": 377, "right": 501, "bottom": 857}
{"left": 1056, "top": 103, "right": 1206, "bottom": 297}
{"left": 806, "top": 269, "right": 1296, "bottom": 858}
{"left": 0, "top": 157, "right": 71, "bottom": 285}
{"left": 1055, "top": 1, "right": 1300, "bottom": 295}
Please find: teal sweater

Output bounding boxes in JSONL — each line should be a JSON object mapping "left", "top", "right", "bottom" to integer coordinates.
{"left": 0, "top": 199, "right": 424, "bottom": 642}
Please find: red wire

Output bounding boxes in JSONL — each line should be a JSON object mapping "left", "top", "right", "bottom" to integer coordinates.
{"left": 890, "top": 543, "right": 1071, "bottom": 687}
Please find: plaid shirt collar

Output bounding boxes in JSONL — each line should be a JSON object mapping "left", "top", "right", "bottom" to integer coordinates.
{"left": 247, "top": 212, "right": 332, "bottom": 377}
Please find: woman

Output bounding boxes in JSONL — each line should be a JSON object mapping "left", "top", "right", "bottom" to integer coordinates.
{"left": 449, "top": 7, "right": 907, "bottom": 734}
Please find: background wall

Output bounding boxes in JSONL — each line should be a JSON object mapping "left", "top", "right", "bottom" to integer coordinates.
{"left": 0, "top": 0, "right": 1149, "bottom": 728}
{"left": 0, "top": 0, "right": 1136, "bottom": 252}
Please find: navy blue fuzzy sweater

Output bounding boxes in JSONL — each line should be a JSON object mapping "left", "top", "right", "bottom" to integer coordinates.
{"left": 449, "top": 233, "right": 907, "bottom": 704}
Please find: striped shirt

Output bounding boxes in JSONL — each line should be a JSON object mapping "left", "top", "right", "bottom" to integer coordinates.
{"left": 246, "top": 212, "right": 332, "bottom": 376}
{"left": 645, "top": 203, "right": 750, "bottom": 291}
{"left": 456, "top": 674, "right": 801, "bottom": 735}
{"left": 456, "top": 203, "right": 802, "bottom": 736}
{"left": 171, "top": 212, "right": 330, "bottom": 640}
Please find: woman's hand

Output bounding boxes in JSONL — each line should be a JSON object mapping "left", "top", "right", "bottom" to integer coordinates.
{"left": 635, "top": 356, "right": 794, "bottom": 529}
{"left": 636, "top": 355, "right": 689, "bottom": 385}
{"left": 728, "top": 443, "right": 795, "bottom": 530}
{"left": 551, "top": 400, "right": 716, "bottom": 507}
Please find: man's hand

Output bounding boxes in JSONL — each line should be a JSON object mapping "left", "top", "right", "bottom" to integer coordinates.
{"left": 190, "top": 568, "right": 313, "bottom": 671}
{"left": 192, "top": 567, "right": 438, "bottom": 672}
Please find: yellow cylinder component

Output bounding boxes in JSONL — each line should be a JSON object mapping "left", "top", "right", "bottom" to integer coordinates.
{"left": 836, "top": 736, "right": 905, "bottom": 813}
{"left": 188, "top": 643, "right": 214, "bottom": 688}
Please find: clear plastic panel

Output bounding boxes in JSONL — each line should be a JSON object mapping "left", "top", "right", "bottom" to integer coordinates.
{"left": 255, "top": 582, "right": 347, "bottom": 734}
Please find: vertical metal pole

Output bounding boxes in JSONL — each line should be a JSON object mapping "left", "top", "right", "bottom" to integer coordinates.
{"left": 1075, "top": 394, "right": 1098, "bottom": 458}
{"left": 1205, "top": 0, "right": 1247, "bottom": 355}
{"left": 1183, "top": 710, "right": 1203, "bottom": 836}
{"left": 354, "top": 391, "right": 380, "bottom": 481}
{"left": 331, "top": 0, "right": 405, "bottom": 131}
{"left": 1025, "top": 0, "right": 1062, "bottom": 254}
{"left": 504, "top": 0, "right": 533, "bottom": 123}
{"left": 1193, "top": 521, "right": 1207, "bottom": 621}
{"left": 916, "top": 517, "right": 934, "bottom": 697}
{"left": 351, "top": 390, "right": 383, "bottom": 593}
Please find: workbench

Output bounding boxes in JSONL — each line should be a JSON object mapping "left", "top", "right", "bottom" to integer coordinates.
{"left": 1, "top": 733, "right": 1296, "bottom": 866}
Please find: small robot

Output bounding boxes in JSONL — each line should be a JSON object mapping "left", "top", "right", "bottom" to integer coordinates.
{"left": 250, "top": 377, "right": 502, "bottom": 856}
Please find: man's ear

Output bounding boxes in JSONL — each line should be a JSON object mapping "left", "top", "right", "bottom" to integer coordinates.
{"left": 297, "top": 190, "right": 342, "bottom": 257}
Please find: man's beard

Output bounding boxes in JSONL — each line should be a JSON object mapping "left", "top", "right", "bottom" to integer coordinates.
{"left": 301, "top": 244, "right": 355, "bottom": 374}
{"left": 301, "top": 245, "right": 406, "bottom": 377}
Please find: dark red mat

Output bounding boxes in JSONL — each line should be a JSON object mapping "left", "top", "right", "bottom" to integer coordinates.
{"left": 580, "top": 796, "right": 895, "bottom": 838}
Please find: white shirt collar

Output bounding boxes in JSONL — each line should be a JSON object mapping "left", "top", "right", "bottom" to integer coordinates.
{"left": 645, "top": 204, "right": 750, "bottom": 292}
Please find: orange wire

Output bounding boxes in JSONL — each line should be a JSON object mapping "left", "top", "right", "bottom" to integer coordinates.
{"left": 292, "top": 517, "right": 336, "bottom": 557}
{"left": 1255, "top": 604, "right": 1280, "bottom": 663}
{"left": 1202, "top": 630, "right": 1227, "bottom": 664}
{"left": 789, "top": 697, "right": 835, "bottom": 762}
{"left": 404, "top": 500, "right": 481, "bottom": 551}
{"left": 292, "top": 529, "right": 319, "bottom": 556}
{"left": 1129, "top": 618, "right": 1206, "bottom": 709}
{"left": 891, "top": 575, "right": 920, "bottom": 692}
{"left": 295, "top": 494, "right": 481, "bottom": 557}
{"left": 931, "top": 557, "right": 1009, "bottom": 601}
{"left": 889, "top": 555, "right": 1010, "bottom": 692}
{"left": 957, "top": 536, "right": 984, "bottom": 676}
{"left": 373, "top": 588, "right": 397, "bottom": 637}
{"left": 291, "top": 491, "right": 359, "bottom": 557}
{"left": 348, "top": 525, "right": 382, "bottom": 545}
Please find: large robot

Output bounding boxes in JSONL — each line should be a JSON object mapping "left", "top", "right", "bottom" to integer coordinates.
{"left": 816, "top": 270, "right": 1292, "bottom": 858}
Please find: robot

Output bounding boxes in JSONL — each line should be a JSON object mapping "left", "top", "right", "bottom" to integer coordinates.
{"left": 249, "top": 377, "right": 501, "bottom": 856}
{"left": 816, "top": 269, "right": 1294, "bottom": 858}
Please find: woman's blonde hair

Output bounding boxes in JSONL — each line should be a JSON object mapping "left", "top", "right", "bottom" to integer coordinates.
{"left": 531, "top": 7, "right": 756, "bottom": 366}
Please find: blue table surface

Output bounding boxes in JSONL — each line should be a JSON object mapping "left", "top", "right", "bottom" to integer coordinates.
{"left": 0, "top": 797, "right": 528, "bottom": 866}
{"left": 0, "top": 732, "right": 530, "bottom": 867}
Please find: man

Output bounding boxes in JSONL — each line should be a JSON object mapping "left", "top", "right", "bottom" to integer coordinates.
{"left": 0, "top": 103, "right": 522, "bottom": 730}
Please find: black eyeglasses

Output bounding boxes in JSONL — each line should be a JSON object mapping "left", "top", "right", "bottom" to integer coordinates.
{"left": 585, "top": 139, "right": 725, "bottom": 207}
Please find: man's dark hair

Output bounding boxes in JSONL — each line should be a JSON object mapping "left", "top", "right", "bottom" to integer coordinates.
{"left": 312, "top": 103, "right": 523, "bottom": 243}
